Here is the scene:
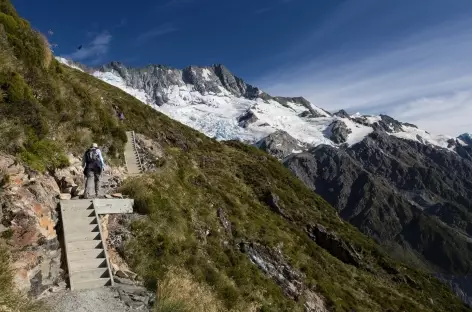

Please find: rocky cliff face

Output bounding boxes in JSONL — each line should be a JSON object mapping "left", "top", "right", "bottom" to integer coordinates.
{"left": 282, "top": 129, "right": 472, "bottom": 304}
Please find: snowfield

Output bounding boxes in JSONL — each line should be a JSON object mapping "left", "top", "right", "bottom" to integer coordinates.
{"left": 56, "top": 57, "right": 462, "bottom": 152}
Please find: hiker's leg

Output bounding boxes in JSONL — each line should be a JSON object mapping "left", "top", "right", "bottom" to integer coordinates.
{"left": 94, "top": 171, "right": 101, "bottom": 197}
{"left": 84, "top": 170, "right": 94, "bottom": 199}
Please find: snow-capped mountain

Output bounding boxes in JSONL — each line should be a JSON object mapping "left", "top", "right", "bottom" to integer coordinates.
{"left": 56, "top": 57, "right": 472, "bottom": 305}
{"left": 56, "top": 57, "right": 463, "bottom": 152}
{"left": 459, "top": 133, "right": 472, "bottom": 146}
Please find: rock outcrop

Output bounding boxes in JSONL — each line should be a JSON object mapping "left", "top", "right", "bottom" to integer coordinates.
{"left": 0, "top": 153, "right": 64, "bottom": 295}
{"left": 284, "top": 131, "right": 472, "bottom": 304}
{"left": 328, "top": 120, "right": 352, "bottom": 144}
{"left": 240, "top": 242, "right": 328, "bottom": 311}
{"left": 307, "top": 224, "right": 362, "bottom": 267}
{"left": 333, "top": 109, "right": 351, "bottom": 119}
{"left": 256, "top": 130, "right": 308, "bottom": 160}
{"left": 237, "top": 109, "right": 258, "bottom": 128}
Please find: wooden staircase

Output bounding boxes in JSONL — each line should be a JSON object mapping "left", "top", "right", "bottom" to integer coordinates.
{"left": 124, "top": 131, "right": 143, "bottom": 175}
{"left": 60, "top": 199, "right": 113, "bottom": 291}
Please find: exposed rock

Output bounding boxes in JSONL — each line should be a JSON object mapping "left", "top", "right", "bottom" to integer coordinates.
{"left": 0, "top": 154, "right": 65, "bottom": 295}
{"left": 402, "top": 122, "right": 418, "bottom": 129}
{"left": 333, "top": 109, "right": 351, "bottom": 119}
{"left": 256, "top": 130, "right": 309, "bottom": 160}
{"left": 304, "top": 289, "right": 329, "bottom": 312}
{"left": 217, "top": 207, "right": 232, "bottom": 236}
{"left": 115, "top": 283, "right": 154, "bottom": 311}
{"left": 274, "top": 97, "right": 329, "bottom": 117}
{"left": 328, "top": 120, "right": 352, "bottom": 144}
{"left": 53, "top": 154, "right": 84, "bottom": 194}
{"left": 241, "top": 242, "right": 303, "bottom": 300}
{"left": 112, "top": 193, "right": 123, "bottom": 199}
{"left": 134, "top": 133, "right": 165, "bottom": 172}
{"left": 264, "top": 192, "right": 288, "bottom": 218}
{"left": 237, "top": 109, "right": 258, "bottom": 128}
{"left": 284, "top": 130, "right": 472, "bottom": 303}
{"left": 307, "top": 224, "right": 362, "bottom": 267}
{"left": 116, "top": 270, "right": 130, "bottom": 279}
{"left": 459, "top": 133, "right": 472, "bottom": 146}
{"left": 58, "top": 193, "right": 71, "bottom": 200}
{"left": 372, "top": 114, "right": 404, "bottom": 133}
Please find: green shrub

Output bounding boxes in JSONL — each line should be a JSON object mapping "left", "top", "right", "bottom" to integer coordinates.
{"left": 20, "top": 137, "right": 69, "bottom": 172}
{"left": 0, "top": 72, "right": 32, "bottom": 103}
{"left": 0, "top": 12, "right": 18, "bottom": 32}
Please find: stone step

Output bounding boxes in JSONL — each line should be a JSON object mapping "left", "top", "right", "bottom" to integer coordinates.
{"left": 68, "top": 248, "right": 105, "bottom": 262}
{"left": 69, "top": 258, "right": 108, "bottom": 273}
{"left": 66, "top": 232, "right": 101, "bottom": 243}
{"left": 67, "top": 240, "right": 103, "bottom": 252}
{"left": 70, "top": 268, "right": 109, "bottom": 282}
{"left": 73, "top": 278, "right": 112, "bottom": 291}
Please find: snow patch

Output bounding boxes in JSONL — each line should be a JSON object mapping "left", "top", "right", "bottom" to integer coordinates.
{"left": 56, "top": 57, "right": 84, "bottom": 72}
{"left": 92, "top": 71, "right": 153, "bottom": 106}
{"left": 364, "top": 115, "right": 382, "bottom": 124}
{"left": 342, "top": 118, "right": 374, "bottom": 146}
{"left": 202, "top": 68, "right": 212, "bottom": 81}
{"left": 391, "top": 125, "right": 453, "bottom": 149}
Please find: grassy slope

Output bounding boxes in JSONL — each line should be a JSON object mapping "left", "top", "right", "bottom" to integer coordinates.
{"left": 0, "top": 1, "right": 469, "bottom": 311}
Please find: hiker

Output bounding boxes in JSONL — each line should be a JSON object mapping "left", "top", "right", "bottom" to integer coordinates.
{"left": 118, "top": 111, "right": 125, "bottom": 121}
{"left": 82, "top": 143, "right": 105, "bottom": 199}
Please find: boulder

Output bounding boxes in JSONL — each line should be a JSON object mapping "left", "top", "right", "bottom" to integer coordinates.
{"left": 307, "top": 224, "right": 362, "bottom": 267}
{"left": 264, "top": 192, "right": 289, "bottom": 218}
{"left": 58, "top": 193, "right": 71, "bottom": 200}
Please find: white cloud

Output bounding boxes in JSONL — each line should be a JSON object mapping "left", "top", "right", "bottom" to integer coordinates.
{"left": 135, "top": 24, "right": 178, "bottom": 45}
{"left": 64, "top": 31, "right": 112, "bottom": 63}
{"left": 258, "top": 15, "right": 472, "bottom": 136}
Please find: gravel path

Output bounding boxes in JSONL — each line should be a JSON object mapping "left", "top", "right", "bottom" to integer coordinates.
{"left": 41, "top": 288, "right": 139, "bottom": 312}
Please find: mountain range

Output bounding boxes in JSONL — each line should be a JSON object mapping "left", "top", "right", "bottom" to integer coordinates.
{"left": 0, "top": 1, "right": 470, "bottom": 309}
{"left": 57, "top": 56, "right": 472, "bottom": 305}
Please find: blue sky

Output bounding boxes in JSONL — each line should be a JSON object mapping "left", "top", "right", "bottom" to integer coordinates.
{"left": 12, "top": 0, "right": 472, "bottom": 135}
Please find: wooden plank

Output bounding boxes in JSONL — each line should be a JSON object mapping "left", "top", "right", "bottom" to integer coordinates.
{"left": 94, "top": 209, "right": 114, "bottom": 287}
{"left": 92, "top": 199, "right": 134, "bottom": 214}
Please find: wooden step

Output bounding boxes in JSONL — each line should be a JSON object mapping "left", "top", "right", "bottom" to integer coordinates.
{"left": 68, "top": 248, "right": 105, "bottom": 262}
{"left": 69, "top": 258, "right": 107, "bottom": 273}
{"left": 73, "top": 278, "right": 112, "bottom": 291}
{"left": 70, "top": 268, "right": 109, "bottom": 281}
{"left": 67, "top": 240, "right": 103, "bottom": 252}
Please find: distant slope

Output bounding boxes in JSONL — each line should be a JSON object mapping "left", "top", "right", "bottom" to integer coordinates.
{"left": 1, "top": 1, "right": 470, "bottom": 311}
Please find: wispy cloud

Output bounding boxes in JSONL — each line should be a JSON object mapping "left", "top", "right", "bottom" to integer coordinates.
{"left": 258, "top": 13, "right": 472, "bottom": 136}
{"left": 64, "top": 31, "right": 112, "bottom": 64}
{"left": 135, "top": 24, "right": 178, "bottom": 45}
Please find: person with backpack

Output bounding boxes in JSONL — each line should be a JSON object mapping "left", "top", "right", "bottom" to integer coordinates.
{"left": 82, "top": 143, "right": 105, "bottom": 199}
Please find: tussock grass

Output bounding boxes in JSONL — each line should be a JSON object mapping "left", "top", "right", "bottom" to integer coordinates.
{"left": 0, "top": 241, "right": 43, "bottom": 312}
{"left": 155, "top": 267, "right": 225, "bottom": 312}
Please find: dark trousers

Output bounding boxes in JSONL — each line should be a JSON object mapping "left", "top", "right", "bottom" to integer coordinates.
{"left": 84, "top": 169, "right": 101, "bottom": 198}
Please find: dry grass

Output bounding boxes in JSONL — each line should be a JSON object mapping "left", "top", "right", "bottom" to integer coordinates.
{"left": 0, "top": 242, "right": 43, "bottom": 312}
{"left": 37, "top": 32, "right": 52, "bottom": 69}
{"left": 155, "top": 267, "right": 225, "bottom": 312}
